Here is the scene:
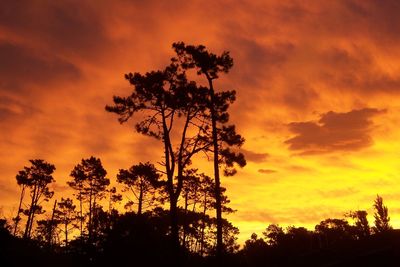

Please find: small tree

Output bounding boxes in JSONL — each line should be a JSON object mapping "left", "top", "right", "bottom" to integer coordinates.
{"left": 35, "top": 218, "right": 60, "bottom": 246}
{"left": 315, "top": 218, "right": 353, "bottom": 247}
{"left": 372, "top": 195, "right": 391, "bottom": 233}
{"left": 108, "top": 187, "right": 122, "bottom": 214}
{"left": 263, "top": 224, "right": 285, "bottom": 246}
{"left": 345, "top": 210, "right": 370, "bottom": 238}
{"left": 68, "top": 156, "right": 110, "bottom": 242}
{"left": 15, "top": 159, "right": 56, "bottom": 239}
{"left": 13, "top": 172, "right": 29, "bottom": 236}
{"left": 117, "top": 162, "right": 161, "bottom": 215}
{"left": 67, "top": 168, "right": 85, "bottom": 239}
{"left": 55, "top": 198, "right": 77, "bottom": 247}
{"left": 181, "top": 169, "right": 203, "bottom": 214}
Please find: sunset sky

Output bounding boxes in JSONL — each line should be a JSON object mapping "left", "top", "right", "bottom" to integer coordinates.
{"left": 1, "top": 0, "right": 400, "bottom": 243}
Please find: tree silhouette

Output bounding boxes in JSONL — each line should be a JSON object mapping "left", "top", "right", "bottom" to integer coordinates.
{"left": 346, "top": 210, "right": 370, "bottom": 238}
{"left": 181, "top": 169, "right": 203, "bottom": 213}
{"left": 15, "top": 159, "right": 56, "bottom": 239}
{"left": 315, "top": 218, "right": 353, "bottom": 247}
{"left": 372, "top": 195, "right": 391, "bottom": 233}
{"left": 263, "top": 224, "right": 285, "bottom": 246}
{"left": 106, "top": 56, "right": 212, "bottom": 258}
{"left": 285, "top": 226, "right": 313, "bottom": 252}
{"left": 179, "top": 169, "right": 236, "bottom": 255}
{"left": 35, "top": 218, "right": 60, "bottom": 246}
{"left": 55, "top": 198, "right": 77, "bottom": 247}
{"left": 117, "top": 162, "right": 161, "bottom": 215}
{"left": 220, "top": 218, "right": 240, "bottom": 254}
{"left": 7, "top": 176, "right": 400, "bottom": 267}
{"left": 107, "top": 187, "right": 122, "bottom": 215}
{"left": 180, "top": 169, "right": 202, "bottom": 248}
{"left": 34, "top": 201, "right": 59, "bottom": 247}
{"left": 68, "top": 156, "right": 109, "bottom": 242}
{"left": 197, "top": 173, "right": 215, "bottom": 256}
{"left": 13, "top": 171, "right": 29, "bottom": 236}
{"left": 242, "top": 233, "right": 269, "bottom": 267}
{"left": 172, "top": 42, "right": 246, "bottom": 258}
{"left": 91, "top": 205, "right": 112, "bottom": 245}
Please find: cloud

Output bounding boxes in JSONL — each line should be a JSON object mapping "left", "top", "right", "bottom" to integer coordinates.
{"left": 228, "top": 37, "right": 295, "bottom": 88}
{"left": 0, "top": 42, "right": 81, "bottom": 92}
{"left": 282, "top": 84, "right": 319, "bottom": 110}
{"left": 241, "top": 149, "right": 270, "bottom": 163}
{"left": 341, "top": 0, "right": 400, "bottom": 44}
{"left": 285, "top": 108, "right": 385, "bottom": 154}
{"left": 286, "top": 165, "right": 313, "bottom": 173}
{"left": 316, "top": 46, "right": 400, "bottom": 95}
{"left": 258, "top": 169, "right": 277, "bottom": 174}
{"left": 0, "top": 96, "right": 40, "bottom": 122}
{"left": 0, "top": 0, "right": 110, "bottom": 58}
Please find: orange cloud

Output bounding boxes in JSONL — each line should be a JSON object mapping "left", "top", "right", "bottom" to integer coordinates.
{"left": 285, "top": 108, "right": 385, "bottom": 154}
{"left": 241, "top": 149, "right": 270, "bottom": 163}
{"left": 258, "top": 169, "right": 277, "bottom": 174}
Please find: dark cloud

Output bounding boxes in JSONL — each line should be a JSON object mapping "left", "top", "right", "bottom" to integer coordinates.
{"left": 0, "top": 97, "right": 37, "bottom": 122}
{"left": 229, "top": 38, "right": 295, "bottom": 88}
{"left": 344, "top": 73, "right": 400, "bottom": 94}
{"left": 258, "top": 169, "right": 277, "bottom": 174}
{"left": 285, "top": 108, "right": 385, "bottom": 154}
{"left": 282, "top": 84, "right": 319, "bottom": 110}
{"left": 241, "top": 149, "right": 269, "bottom": 163}
{"left": 342, "top": 0, "right": 400, "bottom": 43}
{"left": 0, "top": 42, "right": 81, "bottom": 91}
{"left": 0, "top": 0, "right": 109, "bottom": 58}
{"left": 318, "top": 46, "right": 400, "bottom": 95}
{"left": 0, "top": 96, "right": 41, "bottom": 141}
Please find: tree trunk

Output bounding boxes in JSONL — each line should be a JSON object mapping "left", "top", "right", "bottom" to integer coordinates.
{"left": 208, "top": 78, "right": 223, "bottom": 259}
{"left": 48, "top": 200, "right": 57, "bottom": 246}
{"left": 108, "top": 190, "right": 112, "bottom": 214}
{"left": 27, "top": 203, "right": 37, "bottom": 238}
{"left": 88, "top": 183, "right": 93, "bottom": 242}
{"left": 28, "top": 191, "right": 40, "bottom": 238}
{"left": 13, "top": 186, "right": 25, "bottom": 236}
{"left": 138, "top": 180, "right": 143, "bottom": 215}
{"left": 182, "top": 192, "right": 189, "bottom": 248}
{"left": 79, "top": 189, "right": 83, "bottom": 239}
{"left": 200, "top": 192, "right": 208, "bottom": 256}
{"left": 170, "top": 194, "right": 180, "bottom": 263}
{"left": 161, "top": 109, "right": 181, "bottom": 264}
{"left": 24, "top": 184, "right": 37, "bottom": 239}
{"left": 92, "top": 196, "right": 97, "bottom": 243}
{"left": 65, "top": 216, "right": 68, "bottom": 247}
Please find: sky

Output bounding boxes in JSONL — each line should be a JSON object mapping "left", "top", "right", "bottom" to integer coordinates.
{"left": 1, "top": 0, "right": 400, "bottom": 243}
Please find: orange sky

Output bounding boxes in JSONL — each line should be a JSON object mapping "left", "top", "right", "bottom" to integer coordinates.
{"left": 1, "top": 0, "right": 400, "bottom": 243}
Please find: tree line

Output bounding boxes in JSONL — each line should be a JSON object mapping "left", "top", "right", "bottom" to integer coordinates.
{"left": 241, "top": 195, "right": 395, "bottom": 266}
{"left": 9, "top": 156, "right": 239, "bottom": 256}
{"left": 3, "top": 176, "right": 398, "bottom": 267}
